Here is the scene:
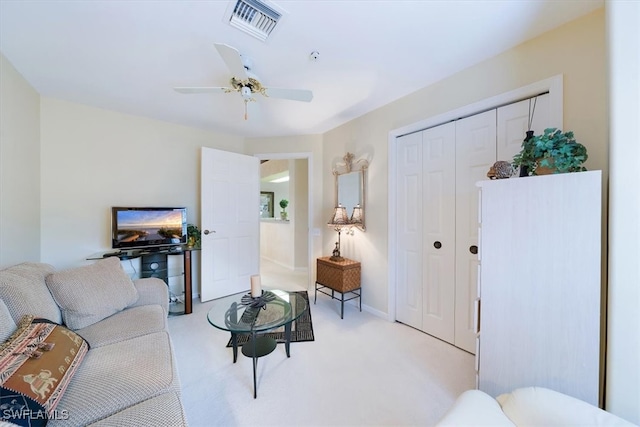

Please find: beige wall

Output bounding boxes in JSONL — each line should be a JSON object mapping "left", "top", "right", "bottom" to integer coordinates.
{"left": 323, "top": 9, "right": 607, "bottom": 316}
{"left": 0, "top": 53, "right": 41, "bottom": 268}
{"left": 39, "top": 98, "right": 243, "bottom": 269}
{"left": 260, "top": 220, "right": 293, "bottom": 268}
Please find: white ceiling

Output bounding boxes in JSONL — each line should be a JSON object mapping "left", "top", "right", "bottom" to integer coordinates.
{"left": 0, "top": 0, "right": 603, "bottom": 138}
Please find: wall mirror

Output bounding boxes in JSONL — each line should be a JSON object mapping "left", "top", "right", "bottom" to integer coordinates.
{"left": 333, "top": 152, "right": 369, "bottom": 231}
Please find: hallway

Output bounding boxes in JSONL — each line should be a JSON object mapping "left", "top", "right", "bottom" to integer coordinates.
{"left": 259, "top": 257, "right": 308, "bottom": 293}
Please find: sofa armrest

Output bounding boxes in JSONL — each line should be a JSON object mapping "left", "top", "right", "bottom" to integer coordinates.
{"left": 129, "top": 278, "right": 169, "bottom": 314}
{"left": 436, "top": 390, "right": 516, "bottom": 426}
{"left": 497, "top": 387, "right": 636, "bottom": 426}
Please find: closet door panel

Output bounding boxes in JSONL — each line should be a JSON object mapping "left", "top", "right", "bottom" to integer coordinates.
{"left": 395, "top": 132, "right": 424, "bottom": 329}
{"left": 422, "top": 122, "right": 456, "bottom": 343}
{"left": 497, "top": 93, "right": 550, "bottom": 164}
{"left": 454, "top": 110, "right": 497, "bottom": 353}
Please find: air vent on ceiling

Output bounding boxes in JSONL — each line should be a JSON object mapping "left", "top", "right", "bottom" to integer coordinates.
{"left": 228, "top": 0, "right": 282, "bottom": 42}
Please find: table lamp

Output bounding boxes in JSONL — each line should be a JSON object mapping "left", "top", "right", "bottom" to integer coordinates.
{"left": 327, "top": 204, "right": 349, "bottom": 261}
{"left": 350, "top": 204, "right": 362, "bottom": 226}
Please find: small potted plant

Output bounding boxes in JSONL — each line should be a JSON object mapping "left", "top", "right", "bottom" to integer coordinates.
{"left": 187, "top": 224, "right": 201, "bottom": 248}
{"left": 512, "top": 128, "right": 588, "bottom": 176}
{"left": 279, "top": 199, "right": 289, "bottom": 220}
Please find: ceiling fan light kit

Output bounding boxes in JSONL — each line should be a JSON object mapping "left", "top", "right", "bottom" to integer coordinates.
{"left": 174, "top": 43, "right": 313, "bottom": 120}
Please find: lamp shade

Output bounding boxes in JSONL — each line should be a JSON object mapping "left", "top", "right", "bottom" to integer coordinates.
{"left": 350, "top": 204, "right": 363, "bottom": 224}
{"left": 328, "top": 204, "right": 349, "bottom": 226}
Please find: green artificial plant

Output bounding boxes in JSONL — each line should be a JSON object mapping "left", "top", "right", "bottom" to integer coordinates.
{"left": 279, "top": 199, "right": 289, "bottom": 220}
{"left": 187, "top": 224, "right": 201, "bottom": 248}
{"left": 512, "top": 128, "right": 588, "bottom": 175}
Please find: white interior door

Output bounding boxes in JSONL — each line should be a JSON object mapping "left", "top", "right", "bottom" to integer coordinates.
{"left": 201, "top": 147, "right": 259, "bottom": 301}
{"left": 454, "top": 110, "right": 497, "bottom": 354}
{"left": 395, "top": 132, "right": 424, "bottom": 329}
{"left": 422, "top": 122, "right": 456, "bottom": 343}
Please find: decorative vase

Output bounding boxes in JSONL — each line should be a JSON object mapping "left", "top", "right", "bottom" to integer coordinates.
{"left": 519, "top": 130, "right": 535, "bottom": 177}
{"left": 535, "top": 158, "right": 557, "bottom": 175}
{"left": 280, "top": 211, "right": 288, "bottom": 220}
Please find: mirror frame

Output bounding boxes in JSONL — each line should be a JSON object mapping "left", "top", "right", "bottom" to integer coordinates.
{"left": 333, "top": 152, "right": 369, "bottom": 231}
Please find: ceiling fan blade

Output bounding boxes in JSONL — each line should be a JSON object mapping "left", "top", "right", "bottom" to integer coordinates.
{"left": 214, "top": 43, "right": 248, "bottom": 80}
{"left": 174, "top": 87, "right": 231, "bottom": 94}
{"left": 263, "top": 87, "right": 313, "bottom": 102}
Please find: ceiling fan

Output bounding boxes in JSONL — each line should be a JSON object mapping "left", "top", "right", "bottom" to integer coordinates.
{"left": 174, "top": 43, "right": 313, "bottom": 120}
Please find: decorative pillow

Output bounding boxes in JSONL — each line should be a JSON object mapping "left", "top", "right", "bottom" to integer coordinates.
{"left": 0, "top": 316, "right": 89, "bottom": 426}
{"left": 0, "top": 299, "right": 17, "bottom": 342}
{"left": 45, "top": 257, "right": 139, "bottom": 330}
{"left": 0, "top": 262, "right": 62, "bottom": 324}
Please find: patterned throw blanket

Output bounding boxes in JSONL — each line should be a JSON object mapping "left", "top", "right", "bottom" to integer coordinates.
{"left": 0, "top": 316, "right": 89, "bottom": 427}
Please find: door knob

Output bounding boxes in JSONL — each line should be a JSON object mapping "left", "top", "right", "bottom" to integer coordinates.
{"left": 433, "top": 241, "right": 442, "bottom": 249}
{"left": 203, "top": 229, "right": 215, "bottom": 235}
{"left": 469, "top": 245, "right": 478, "bottom": 254}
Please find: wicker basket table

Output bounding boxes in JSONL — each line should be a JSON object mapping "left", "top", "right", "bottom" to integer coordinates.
{"left": 315, "top": 256, "right": 361, "bottom": 319}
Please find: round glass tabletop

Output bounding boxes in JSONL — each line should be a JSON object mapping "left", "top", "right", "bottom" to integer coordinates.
{"left": 207, "top": 289, "right": 308, "bottom": 334}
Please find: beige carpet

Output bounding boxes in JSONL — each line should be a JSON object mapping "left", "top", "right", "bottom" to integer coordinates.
{"left": 168, "top": 261, "right": 474, "bottom": 427}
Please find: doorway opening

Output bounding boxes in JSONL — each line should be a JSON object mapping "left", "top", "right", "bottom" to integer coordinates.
{"left": 255, "top": 152, "right": 313, "bottom": 293}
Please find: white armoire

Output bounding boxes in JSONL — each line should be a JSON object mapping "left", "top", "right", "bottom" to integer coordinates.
{"left": 395, "top": 94, "right": 551, "bottom": 353}
{"left": 476, "top": 170, "right": 602, "bottom": 405}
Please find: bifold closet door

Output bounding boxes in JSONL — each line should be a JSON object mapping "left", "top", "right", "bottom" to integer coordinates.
{"left": 395, "top": 122, "right": 456, "bottom": 342}
{"left": 421, "top": 123, "right": 456, "bottom": 342}
{"left": 497, "top": 93, "right": 550, "bottom": 163}
{"left": 395, "top": 131, "right": 424, "bottom": 329}
{"left": 454, "top": 110, "right": 497, "bottom": 353}
{"left": 395, "top": 94, "right": 555, "bottom": 354}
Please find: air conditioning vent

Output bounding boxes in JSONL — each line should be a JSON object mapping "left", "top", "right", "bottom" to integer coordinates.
{"left": 229, "top": 0, "right": 282, "bottom": 41}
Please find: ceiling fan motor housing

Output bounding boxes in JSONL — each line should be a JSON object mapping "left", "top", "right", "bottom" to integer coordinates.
{"left": 241, "top": 86, "right": 252, "bottom": 99}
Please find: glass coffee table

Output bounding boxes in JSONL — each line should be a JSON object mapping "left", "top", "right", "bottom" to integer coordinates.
{"left": 206, "top": 289, "right": 308, "bottom": 398}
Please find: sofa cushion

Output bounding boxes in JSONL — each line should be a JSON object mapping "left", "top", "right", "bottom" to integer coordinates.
{"left": 75, "top": 305, "right": 168, "bottom": 348}
{"left": 129, "top": 277, "right": 170, "bottom": 314}
{"left": 86, "top": 391, "right": 187, "bottom": 427}
{"left": 48, "top": 331, "right": 179, "bottom": 427}
{"left": 45, "top": 257, "right": 138, "bottom": 330}
{"left": 0, "top": 316, "right": 89, "bottom": 426}
{"left": 0, "top": 262, "right": 61, "bottom": 324}
{"left": 0, "top": 299, "right": 17, "bottom": 342}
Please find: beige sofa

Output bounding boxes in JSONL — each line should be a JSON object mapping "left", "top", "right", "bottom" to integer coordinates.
{"left": 436, "top": 387, "right": 635, "bottom": 426}
{"left": 0, "top": 257, "right": 187, "bottom": 426}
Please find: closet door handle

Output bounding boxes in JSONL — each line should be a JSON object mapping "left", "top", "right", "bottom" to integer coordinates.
{"left": 433, "top": 241, "right": 442, "bottom": 249}
{"left": 469, "top": 245, "right": 478, "bottom": 254}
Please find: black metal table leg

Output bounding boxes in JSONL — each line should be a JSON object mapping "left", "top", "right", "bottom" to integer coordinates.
{"left": 341, "top": 291, "right": 344, "bottom": 319}
{"left": 252, "top": 330, "right": 257, "bottom": 399}
{"left": 231, "top": 332, "right": 238, "bottom": 363}
{"left": 230, "top": 303, "right": 239, "bottom": 363}
{"left": 284, "top": 320, "right": 292, "bottom": 357}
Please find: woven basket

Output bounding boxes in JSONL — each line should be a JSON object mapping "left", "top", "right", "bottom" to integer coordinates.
{"left": 317, "top": 258, "right": 361, "bottom": 293}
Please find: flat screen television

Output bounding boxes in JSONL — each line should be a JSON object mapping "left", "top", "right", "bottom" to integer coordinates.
{"left": 111, "top": 207, "right": 187, "bottom": 250}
